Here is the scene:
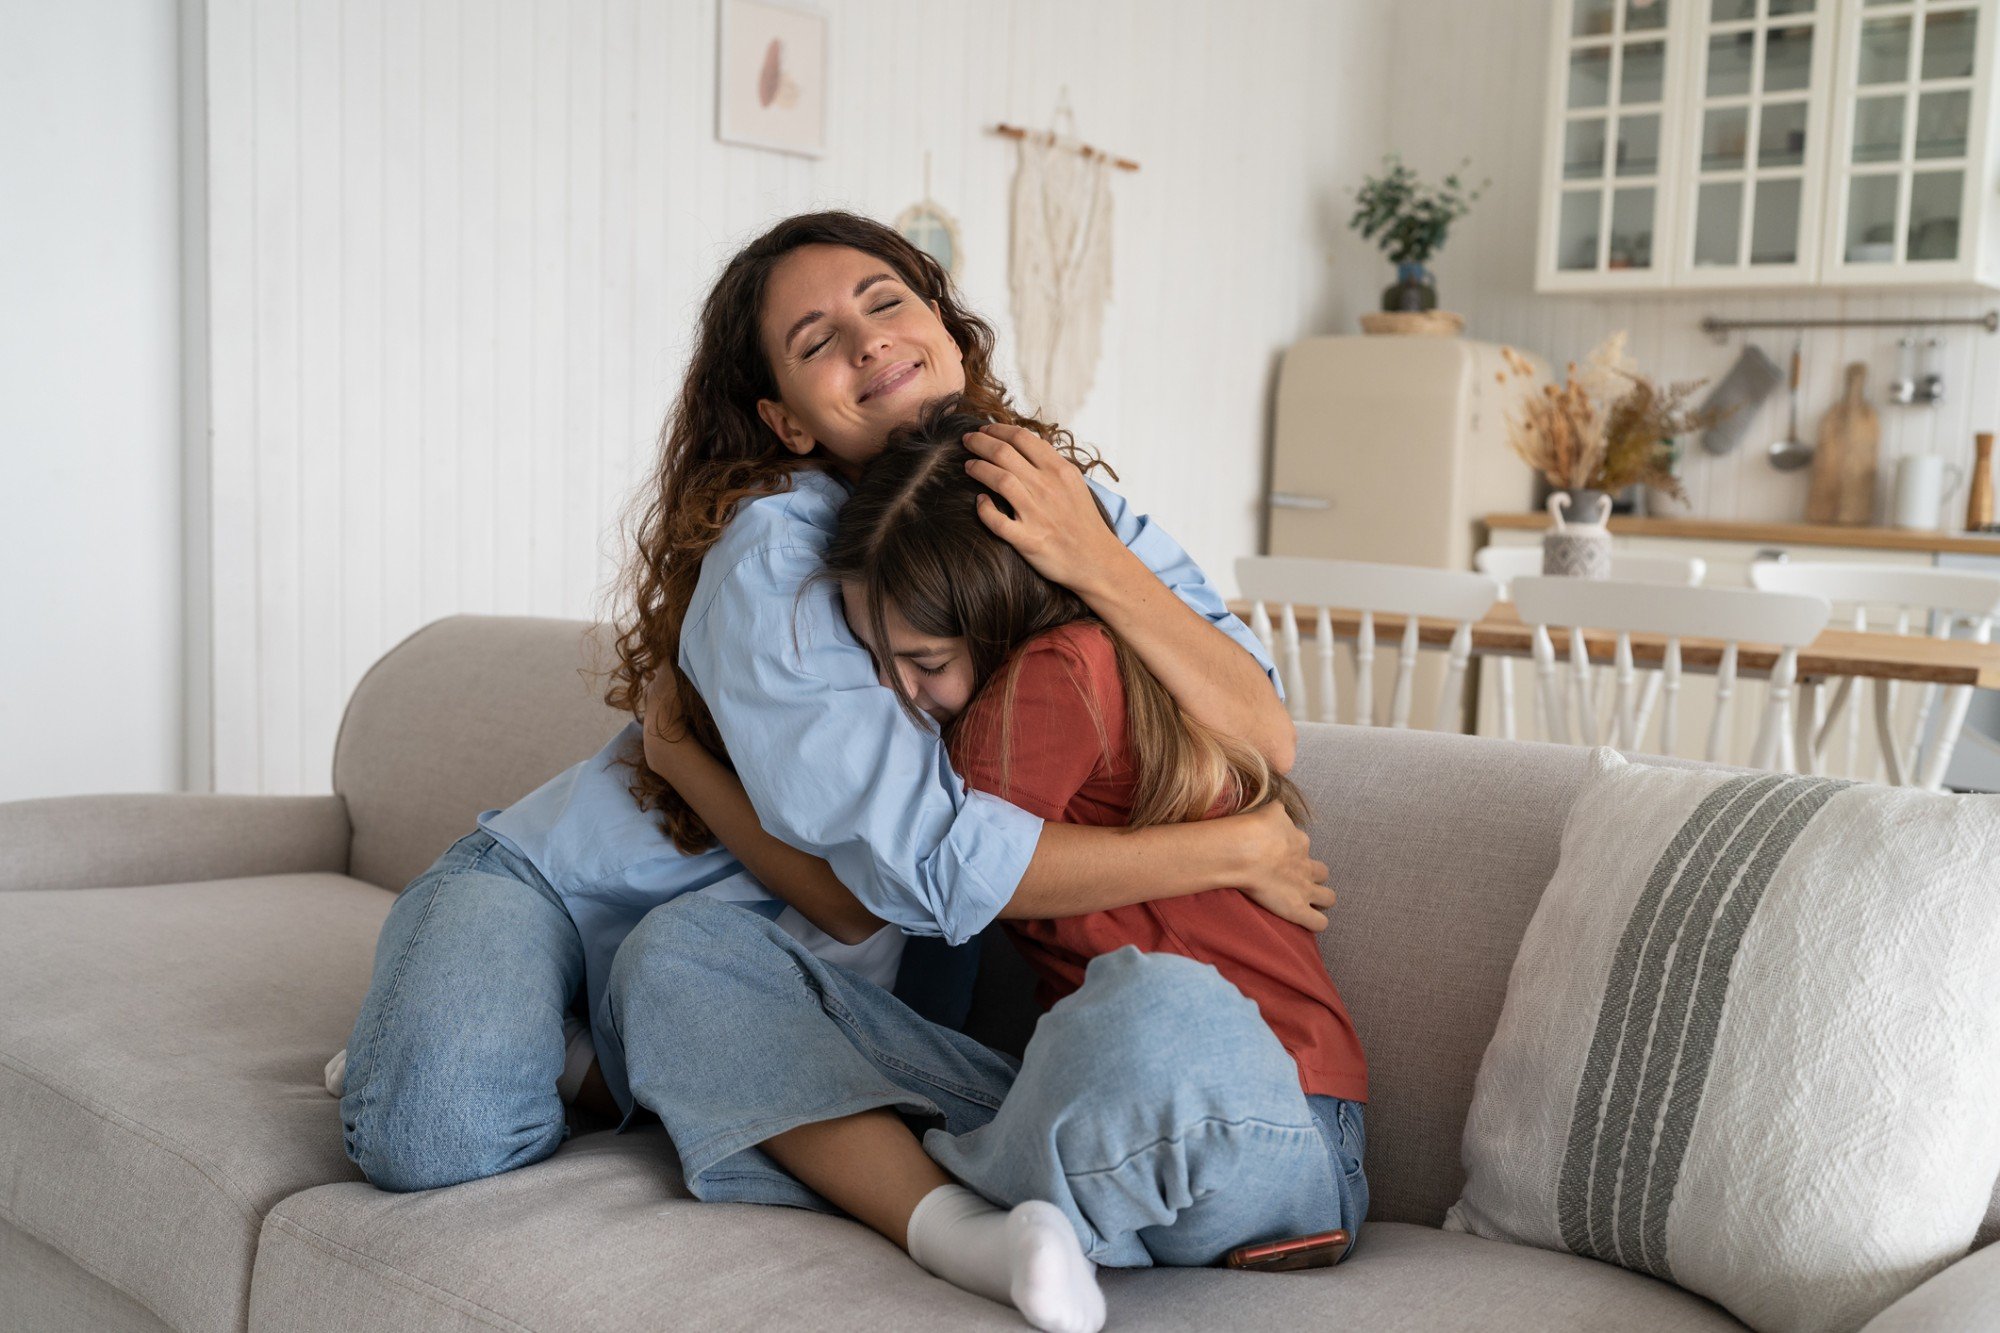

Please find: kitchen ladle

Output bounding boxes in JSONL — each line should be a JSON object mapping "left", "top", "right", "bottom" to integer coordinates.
{"left": 1768, "top": 342, "right": 1813, "bottom": 471}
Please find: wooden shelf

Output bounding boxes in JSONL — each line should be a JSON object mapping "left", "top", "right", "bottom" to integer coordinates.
{"left": 1482, "top": 512, "right": 2000, "bottom": 557}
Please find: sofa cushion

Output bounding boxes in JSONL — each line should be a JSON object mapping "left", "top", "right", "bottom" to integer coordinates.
{"left": 250, "top": 1127, "right": 1743, "bottom": 1332}
{"left": 0, "top": 874, "right": 391, "bottom": 1332}
{"left": 1446, "top": 753, "right": 2000, "bottom": 1333}
{"left": 333, "top": 616, "right": 629, "bottom": 894}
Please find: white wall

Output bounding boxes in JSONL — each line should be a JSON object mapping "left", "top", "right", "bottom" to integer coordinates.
{"left": 0, "top": 0, "right": 183, "bottom": 801}
{"left": 1385, "top": 0, "right": 2000, "bottom": 524}
{"left": 201, "top": 0, "right": 1394, "bottom": 794}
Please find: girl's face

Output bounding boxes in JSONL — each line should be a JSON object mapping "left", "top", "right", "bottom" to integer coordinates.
{"left": 756, "top": 244, "right": 968, "bottom": 477}
{"left": 839, "top": 581, "right": 976, "bottom": 724}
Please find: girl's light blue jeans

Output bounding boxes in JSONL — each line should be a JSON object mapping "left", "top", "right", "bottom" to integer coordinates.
{"left": 605, "top": 893, "right": 1368, "bottom": 1268}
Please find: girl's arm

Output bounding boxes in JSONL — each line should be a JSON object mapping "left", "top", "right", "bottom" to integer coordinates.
{"left": 644, "top": 685, "right": 884, "bottom": 945}
{"left": 963, "top": 424, "right": 1296, "bottom": 772}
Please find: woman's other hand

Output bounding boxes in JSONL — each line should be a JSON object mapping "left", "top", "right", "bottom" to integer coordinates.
{"left": 1231, "top": 803, "right": 1336, "bottom": 931}
{"left": 964, "top": 423, "right": 1130, "bottom": 597}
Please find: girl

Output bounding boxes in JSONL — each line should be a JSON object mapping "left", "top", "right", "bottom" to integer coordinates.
{"left": 339, "top": 211, "right": 1331, "bottom": 1194}
{"left": 629, "top": 397, "right": 1367, "bottom": 1333}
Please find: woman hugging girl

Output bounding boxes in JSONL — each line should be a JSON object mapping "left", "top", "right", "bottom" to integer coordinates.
{"left": 639, "top": 393, "right": 1367, "bottom": 1333}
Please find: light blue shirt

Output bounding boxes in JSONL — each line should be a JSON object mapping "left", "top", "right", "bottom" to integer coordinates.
{"left": 479, "top": 468, "right": 1278, "bottom": 1113}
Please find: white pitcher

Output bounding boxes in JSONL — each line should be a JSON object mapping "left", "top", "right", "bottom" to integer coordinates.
{"left": 1543, "top": 490, "right": 1613, "bottom": 578}
{"left": 1892, "top": 455, "right": 1965, "bottom": 530}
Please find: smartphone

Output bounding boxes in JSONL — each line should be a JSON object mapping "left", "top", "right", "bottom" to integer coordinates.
{"left": 1222, "top": 1229, "right": 1351, "bottom": 1272}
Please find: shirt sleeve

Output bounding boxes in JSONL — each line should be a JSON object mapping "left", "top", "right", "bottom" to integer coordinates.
{"left": 681, "top": 541, "right": 1039, "bottom": 945}
{"left": 1086, "top": 477, "right": 1284, "bottom": 699}
{"left": 953, "top": 634, "right": 1116, "bottom": 824}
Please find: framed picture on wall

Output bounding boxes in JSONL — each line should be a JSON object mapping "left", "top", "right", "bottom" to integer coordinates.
{"left": 716, "top": 0, "right": 827, "bottom": 159}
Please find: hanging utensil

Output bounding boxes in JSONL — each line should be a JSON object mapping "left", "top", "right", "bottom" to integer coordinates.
{"left": 1767, "top": 341, "right": 1814, "bottom": 471}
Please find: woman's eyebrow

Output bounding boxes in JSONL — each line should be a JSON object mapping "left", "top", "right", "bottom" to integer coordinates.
{"left": 781, "top": 273, "right": 901, "bottom": 353}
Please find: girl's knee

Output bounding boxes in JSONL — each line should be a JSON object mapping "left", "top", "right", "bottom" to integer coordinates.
{"left": 607, "top": 893, "right": 788, "bottom": 1009}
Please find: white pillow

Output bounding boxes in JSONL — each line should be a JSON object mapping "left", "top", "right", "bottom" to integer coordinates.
{"left": 1445, "top": 750, "right": 2000, "bottom": 1333}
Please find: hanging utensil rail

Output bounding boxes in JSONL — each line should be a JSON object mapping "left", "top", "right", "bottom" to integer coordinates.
{"left": 1701, "top": 311, "right": 1999, "bottom": 342}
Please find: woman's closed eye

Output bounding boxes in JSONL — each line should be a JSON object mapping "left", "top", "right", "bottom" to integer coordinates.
{"left": 801, "top": 300, "right": 905, "bottom": 359}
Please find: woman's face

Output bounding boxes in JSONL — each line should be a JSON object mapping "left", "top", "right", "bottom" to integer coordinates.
{"left": 756, "top": 244, "right": 968, "bottom": 475}
{"left": 839, "top": 581, "right": 976, "bottom": 724}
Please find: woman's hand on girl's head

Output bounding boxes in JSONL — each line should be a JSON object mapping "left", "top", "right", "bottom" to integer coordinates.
{"left": 964, "top": 423, "right": 1131, "bottom": 597}
{"left": 1230, "top": 802, "right": 1336, "bottom": 931}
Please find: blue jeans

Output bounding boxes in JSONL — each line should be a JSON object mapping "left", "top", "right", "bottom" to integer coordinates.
{"left": 605, "top": 893, "right": 1368, "bottom": 1268}
{"left": 340, "top": 830, "right": 585, "bottom": 1192}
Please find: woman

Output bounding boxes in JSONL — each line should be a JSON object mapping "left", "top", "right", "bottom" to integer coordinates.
{"left": 338, "top": 212, "right": 1327, "bottom": 1197}
{"left": 625, "top": 401, "right": 1366, "bottom": 1333}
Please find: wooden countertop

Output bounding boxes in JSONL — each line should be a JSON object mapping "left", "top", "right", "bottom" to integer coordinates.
{"left": 1228, "top": 601, "right": 2000, "bottom": 688}
{"left": 1482, "top": 511, "right": 2000, "bottom": 556}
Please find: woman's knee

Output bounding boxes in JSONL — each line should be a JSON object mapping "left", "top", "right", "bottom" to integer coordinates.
{"left": 607, "top": 892, "right": 789, "bottom": 1012}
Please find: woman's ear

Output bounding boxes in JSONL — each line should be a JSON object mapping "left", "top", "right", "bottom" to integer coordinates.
{"left": 755, "top": 398, "right": 817, "bottom": 457}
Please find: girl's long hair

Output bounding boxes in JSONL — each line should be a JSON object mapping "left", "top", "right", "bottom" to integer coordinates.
{"left": 604, "top": 211, "right": 1079, "bottom": 853}
{"left": 824, "top": 397, "right": 1305, "bottom": 831}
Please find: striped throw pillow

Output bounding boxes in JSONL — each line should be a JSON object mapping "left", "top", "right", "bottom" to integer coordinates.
{"left": 1444, "top": 750, "right": 2000, "bottom": 1333}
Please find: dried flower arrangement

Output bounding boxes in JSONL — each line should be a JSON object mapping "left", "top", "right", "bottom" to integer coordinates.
{"left": 1497, "top": 334, "right": 1724, "bottom": 504}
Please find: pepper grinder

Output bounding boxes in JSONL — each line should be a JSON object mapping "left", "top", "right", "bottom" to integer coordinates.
{"left": 1969, "top": 432, "right": 1996, "bottom": 531}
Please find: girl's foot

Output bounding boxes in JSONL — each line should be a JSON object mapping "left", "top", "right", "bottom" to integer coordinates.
{"left": 906, "top": 1185, "right": 1105, "bottom": 1333}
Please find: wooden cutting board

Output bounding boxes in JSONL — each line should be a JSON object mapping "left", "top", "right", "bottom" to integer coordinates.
{"left": 1806, "top": 362, "right": 1880, "bottom": 525}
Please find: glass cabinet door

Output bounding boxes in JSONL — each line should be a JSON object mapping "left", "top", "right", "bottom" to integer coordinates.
{"left": 1680, "top": 0, "right": 1833, "bottom": 282}
{"left": 1826, "top": 0, "right": 1988, "bottom": 279}
{"left": 1545, "top": 0, "right": 1681, "bottom": 287}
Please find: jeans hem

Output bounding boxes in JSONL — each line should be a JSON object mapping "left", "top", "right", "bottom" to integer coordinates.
{"left": 675, "top": 1087, "right": 944, "bottom": 1193}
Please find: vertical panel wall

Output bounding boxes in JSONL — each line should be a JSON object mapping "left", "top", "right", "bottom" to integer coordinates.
{"left": 198, "top": 0, "right": 1395, "bottom": 793}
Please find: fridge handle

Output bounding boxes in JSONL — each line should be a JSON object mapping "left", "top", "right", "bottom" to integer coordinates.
{"left": 1268, "top": 492, "right": 1333, "bottom": 511}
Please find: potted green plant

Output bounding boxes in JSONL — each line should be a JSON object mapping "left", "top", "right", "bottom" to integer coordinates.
{"left": 1349, "top": 155, "right": 1486, "bottom": 313}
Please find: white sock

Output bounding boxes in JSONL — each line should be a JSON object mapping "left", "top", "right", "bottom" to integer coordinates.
{"left": 905, "top": 1184, "right": 1104, "bottom": 1333}
{"left": 323, "top": 1048, "right": 347, "bottom": 1098}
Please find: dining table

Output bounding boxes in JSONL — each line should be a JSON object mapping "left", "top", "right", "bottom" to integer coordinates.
{"left": 1225, "top": 599, "right": 2000, "bottom": 780}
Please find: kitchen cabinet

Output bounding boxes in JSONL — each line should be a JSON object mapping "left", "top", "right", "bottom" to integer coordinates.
{"left": 1538, "top": 0, "right": 2000, "bottom": 292}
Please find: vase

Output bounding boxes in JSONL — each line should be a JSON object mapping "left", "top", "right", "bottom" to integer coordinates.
{"left": 1381, "top": 262, "right": 1437, "bottom": 313}
{"left": 1542, "top": 490, "right": 1612, "bottom": 578}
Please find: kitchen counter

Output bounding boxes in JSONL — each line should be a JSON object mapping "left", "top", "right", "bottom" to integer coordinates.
{"left": 1482, "top": 512, "right": 2000, "bottom": 557}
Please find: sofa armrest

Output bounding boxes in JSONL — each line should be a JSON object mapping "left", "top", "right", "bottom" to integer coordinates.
{"left": 0, "top": 793, "right": 351, "bottom": 892}
{"left": 1862, "top": 1242, "right": 2000, "bottom": 1332}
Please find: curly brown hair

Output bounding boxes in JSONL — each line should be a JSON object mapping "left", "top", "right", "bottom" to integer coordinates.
{"left": 604, "top": 210, "right": 1086, "bottom": 853}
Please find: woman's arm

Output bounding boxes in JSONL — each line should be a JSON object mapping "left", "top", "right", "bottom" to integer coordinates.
{"left": 644, "top": 683, "right": 884, "bottom": 945}
{"left": 963, "top": 424, "right": 1296, "bottom": 772}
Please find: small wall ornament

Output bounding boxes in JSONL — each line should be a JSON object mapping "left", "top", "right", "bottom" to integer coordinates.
{"left": 896, "top": 154, "right": 963, "bottom": 279}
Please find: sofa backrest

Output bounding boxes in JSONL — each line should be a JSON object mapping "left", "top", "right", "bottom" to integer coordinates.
{"left": 333, "top": 616, "right": 630, "bottom": 893}
{"left": 1288, "top": 724, "right": 1590, "bottom": 1227}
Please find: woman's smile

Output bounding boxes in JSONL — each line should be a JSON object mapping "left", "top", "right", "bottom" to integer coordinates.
{"left": 859, "top": 359, "right": 923, "bottom": 405}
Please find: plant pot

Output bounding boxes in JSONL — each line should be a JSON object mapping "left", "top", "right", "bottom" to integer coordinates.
{"left": 1542, "top": 490, "right": 1612, "bottom": 578}
{"left": 1381, "top": 262, "right": 1437, "bottom": 313}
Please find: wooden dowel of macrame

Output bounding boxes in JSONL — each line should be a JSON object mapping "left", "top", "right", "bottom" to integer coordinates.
{"left": 990, "top": 124, "right": 1141, "bottom": 171}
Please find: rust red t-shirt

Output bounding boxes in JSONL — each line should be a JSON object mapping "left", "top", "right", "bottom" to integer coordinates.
{"left": 951, "top": 621, "right": 1368, "bottom": 1103}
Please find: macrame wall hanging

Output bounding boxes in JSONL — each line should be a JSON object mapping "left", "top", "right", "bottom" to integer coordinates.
{"left": 993, "top": 95, "right": 1139, "bottom": 425}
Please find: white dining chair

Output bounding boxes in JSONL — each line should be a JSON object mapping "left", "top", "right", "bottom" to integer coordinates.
{"left": 1473, "top": 546, "right": 1707, "bottom": 741}
{"left": 1509, "top": 576, "right": 1831, "bottom": 769}
{"left": 1747, "top": 562, "right": 2000, "bottom": 789}
{"left": 1236, "top": 556, "right": 1501, "bottom": 731}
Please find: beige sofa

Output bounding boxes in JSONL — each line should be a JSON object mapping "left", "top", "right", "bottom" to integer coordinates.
{"left": 2, "top": 614, "right": 1994, "bottom": 1332}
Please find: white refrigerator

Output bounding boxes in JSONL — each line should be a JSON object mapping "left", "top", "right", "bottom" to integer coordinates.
{"left": 1264, "top": 335, "right": 1537, "bottom": 570}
